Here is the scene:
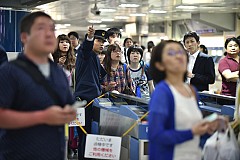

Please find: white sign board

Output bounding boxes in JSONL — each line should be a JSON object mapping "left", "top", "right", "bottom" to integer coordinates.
{"left": 69, "top": 108, "right": 85, "bottom": 127}
{"left": 84, "top": 134, "right": 122, "bottom": 160}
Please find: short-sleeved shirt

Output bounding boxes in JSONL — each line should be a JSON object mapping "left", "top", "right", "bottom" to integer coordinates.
{"left": 218, "top": 54, "right": 239, "bottom": 97}
{"left": 129, "top": 64, "right": 152, "bottom": 99}
{"left": 0, "top": 54, "right": 74, "bottom": 160}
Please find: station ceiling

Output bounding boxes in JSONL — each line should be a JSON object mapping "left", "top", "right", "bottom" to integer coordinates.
{"left": 1, "top": 0, "right": 240, "bottom": 35}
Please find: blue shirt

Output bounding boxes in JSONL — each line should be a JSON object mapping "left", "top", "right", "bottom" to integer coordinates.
{"left": 148, "top": 81, "right": 194, "bottom": 160}
{"left": 0, "top": 54, "right": 74, "bottom": 160}
{"left": 74, "top": 37, "right": 106, "bottom": 102}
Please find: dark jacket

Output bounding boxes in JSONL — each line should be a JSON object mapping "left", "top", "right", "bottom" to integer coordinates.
{"left": 0, "top": 45, "right": 8, "bottom": 66}
{"left": 190, "top": 52, "right": 215, "bottom": 91}
{"left": 74, "top": 36, "right": 106, "bottom": 102}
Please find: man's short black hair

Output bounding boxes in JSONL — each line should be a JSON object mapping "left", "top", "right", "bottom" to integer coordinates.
{"left": 183, "top": 31, "right": 200, "bottom": 43}
{"left": 68, "top": 31, "right": 79, "bottom": 39}
{"left": 107, "top": 28, "right": 122, "bottom": 39}
{"left": 20, "top": 11, "right": 53, "bottom": 34}
{"left": 237, "top": 35, "right": 240, "bottom": 41}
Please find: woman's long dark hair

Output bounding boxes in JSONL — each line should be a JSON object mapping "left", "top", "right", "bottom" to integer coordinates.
{"left": 150, "top": 40, "right": 188, "bottom": 84}
{"left": 103, "top": 43, "right": 123, "bottom": 75}
{"left": 53, "top": 34, "right": 76, "bottom": 71}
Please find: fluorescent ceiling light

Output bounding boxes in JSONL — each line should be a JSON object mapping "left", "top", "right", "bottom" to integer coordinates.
{"left": 88, "top": 20, "right": 102, "bottom": 23}
{"left": 232, "top": 8, "right": 239, "bottom": 10}
{"left": 64, "top": 24, "right": 71, "bottom": 27}
{"left": 149, "top": 10, "right": 167, "bottom": 14}
{"left": 100, "top": 24, "right": 107, "bottom": 28}
{"left": 101, "top": 18, "right": 114, "bottom": 22}
{"left": 99, "top": 8, "right": 116, "bottom": 12}
{"left": 130, "top": 13, "right": 146, "bottom": 16}
{"left": 55, "top": 24, "right": 67, "bottom": 28}
{"left": 119, "top": 4, "right": 140, "bottom": 8}
{"left": 200, "top": 6, "right": 225, "bottom": 9}
{"left": 115, "top": 16, "right": 129, "bottom": 19}
{"left": 176, "top": 5, "right": 198, "bottom": 9}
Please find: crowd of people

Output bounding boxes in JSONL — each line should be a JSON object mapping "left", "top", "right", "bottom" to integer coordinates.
{"left": 0, "top": 11, "right": 239, "bottom": 160}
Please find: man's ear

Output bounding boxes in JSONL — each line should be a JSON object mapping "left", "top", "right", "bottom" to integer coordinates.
{"left": 20, "top": 32, "right": 28, "bottom": 45}
{"left": 155, "top": 62, "right": 165, "bottom": 71}
{"left": 197, "top": 41, "right": 200, "bottom": 46}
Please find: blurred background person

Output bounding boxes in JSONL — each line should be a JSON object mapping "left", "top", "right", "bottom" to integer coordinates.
{"left": 98, "top": 46, "right": 107, "bottom": 65}
{"left": 123, "top": 37, "right": 133, "bottom": 64}
{"left": 133, "top": 41, "right": 139, "bottom": 46}
{"left": 107, "top": 27, "right": 122, "bottom": 45}
{"left": 199, "top": 44, "right": 208, "bottom": 55}
{"left": 68, "top": 31, "right": 81, "bottom": 56}
{"left": 143, "top": 41, "right": 155, "bottom": 64}
{"left": 218, "top": 37, "right": 240, "bottom": 97}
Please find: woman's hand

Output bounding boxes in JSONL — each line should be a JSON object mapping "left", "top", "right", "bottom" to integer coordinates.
{"left": 192, "top": 121, "right": 209, "bottom": 136}
{"left": 105, "top": 81, "right": 117, "bottom": 91}
{"left": 59, "top": 56, "right": 66, "bottom": 65}
{"left": 207, "top": 116, "right": 228, "bottom": 134}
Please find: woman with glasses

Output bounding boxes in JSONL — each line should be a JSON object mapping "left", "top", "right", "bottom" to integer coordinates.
{"left": 127, "top": 45, "right": 154, "bottom": 99}
{"left": 101, "top": 43, "right": 134, "bottom": 94}
{"left": 218, "top": 37, "right": 240, "bottom": 97}
{"left": 148, "top": 40, "right": 216, "bottom": 160}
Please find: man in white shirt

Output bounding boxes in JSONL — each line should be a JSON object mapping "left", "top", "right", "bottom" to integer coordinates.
{"left": 183, "top": 31, "right": 215, "bottom": 91}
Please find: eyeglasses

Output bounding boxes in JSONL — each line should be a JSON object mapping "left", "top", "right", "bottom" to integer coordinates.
{"left": 167, "top": 50, "right": 185, "bottom": 56}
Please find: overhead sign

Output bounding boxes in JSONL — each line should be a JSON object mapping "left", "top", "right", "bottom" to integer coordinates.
{"left": 69, "top": 108, "right": 85, "bottom": 127}
{"left": 85, "top": 134, "right": 122, "bottom": 160}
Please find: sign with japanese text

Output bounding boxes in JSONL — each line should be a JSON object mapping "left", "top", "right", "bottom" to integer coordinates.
{"left": 69, "top": 108, "right": 85, "bottom": 127}
{"left": 85, "top": 134, "right": 122, "bottom": 160}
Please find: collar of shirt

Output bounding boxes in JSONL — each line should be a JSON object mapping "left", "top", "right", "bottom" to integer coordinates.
{"left": 188, "top": 50, "right": 199, "bottom": 59}
{"left": 75, "top": 44, "right": 81, "bottom": 50}
{"left": 226, "top": 54, "right": 239, "bottom": 62}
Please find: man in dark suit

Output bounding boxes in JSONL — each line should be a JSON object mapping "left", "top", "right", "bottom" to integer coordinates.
{"left": 0, "top": 45, "right": 8, "bottom": 66}
{"left": 68, "top": 31, "right": 81, "bottom": 56}
{"left": 184, "top": 31, "right": 215, "bottom": 91}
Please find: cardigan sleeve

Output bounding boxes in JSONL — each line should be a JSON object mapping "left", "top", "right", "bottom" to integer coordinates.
{"left": 148, "top": 83, "right": 194, "bottom": 146}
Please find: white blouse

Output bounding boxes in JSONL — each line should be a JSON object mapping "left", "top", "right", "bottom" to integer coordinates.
{"left": 169, "top": 84, "right": 203, "bottom": 160}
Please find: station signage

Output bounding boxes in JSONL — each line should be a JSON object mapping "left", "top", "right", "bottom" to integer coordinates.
{"left": 85, "top": 134, "right": 122, "bottom": 160}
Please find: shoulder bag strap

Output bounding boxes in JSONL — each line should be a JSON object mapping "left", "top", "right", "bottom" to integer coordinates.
{"left": 11, "top": 59, "right": 62, "bottom": 106}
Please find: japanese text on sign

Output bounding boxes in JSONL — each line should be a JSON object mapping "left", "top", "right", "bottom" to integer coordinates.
{"left": 69, "top": 108, "right": 85, "bottom": 127}
{"left": 85, "top": 134, "right": 121, "bottom": 160}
